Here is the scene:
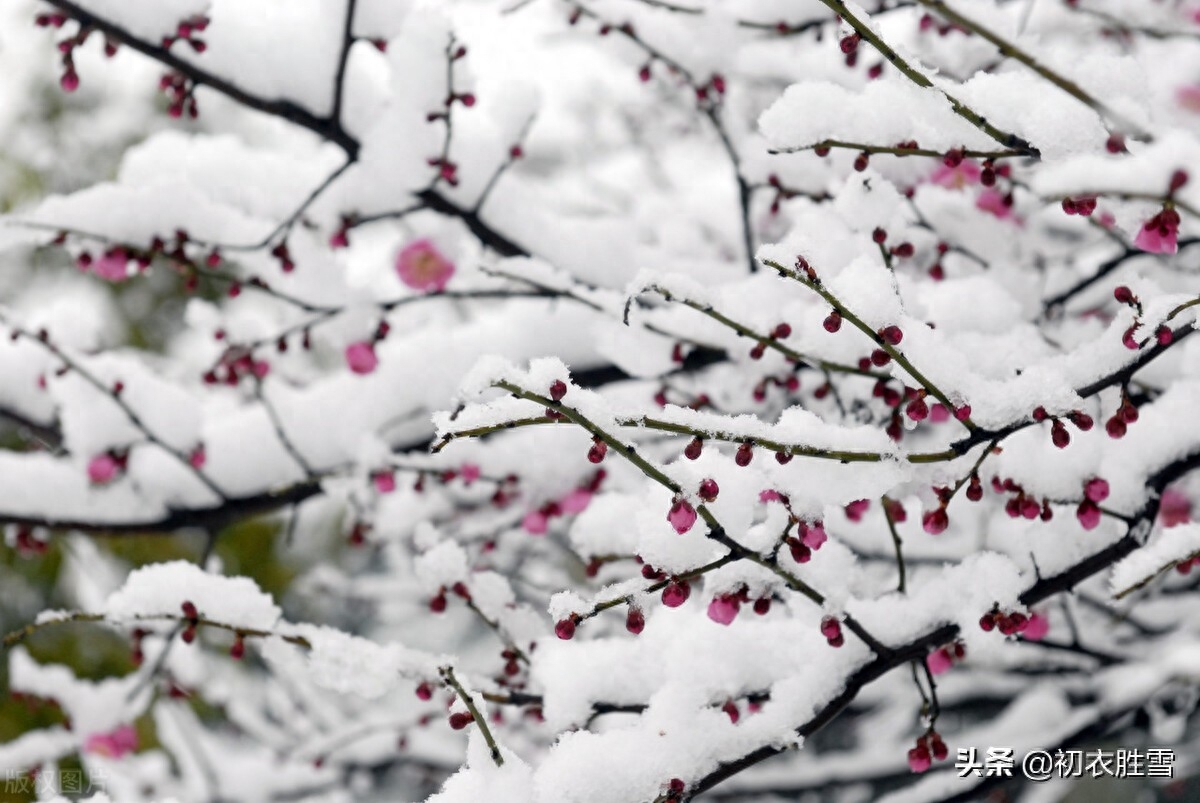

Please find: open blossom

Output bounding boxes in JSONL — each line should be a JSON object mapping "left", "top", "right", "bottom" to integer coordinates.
{"left": 92, "top": 248, "right": 132, "bottom": 282}
{"left": 396, "top": 239, "right": 455, "bottom": 292}
{"left": 800, "top": 521, "right": 827, "bottom": 550}
{"left": 1022, "top": 612, "right": 1050, "bottom": 641}
{"left": 84, "top": 724, "right": 137, "bottom": 758}
{"left": 345, "top": 341, "right": 378, "bottom": 374}
{"left": 1134, "top": 208, "right": 1180, "bottom": 254}
{"left": 928, "top": 159, "right": 982, "bottom": 189}
{"left": 1160, "top": 488, "right": 1192, "bottom": 528}
{"left": 459, "top": 463, "right": 481, "bottom": 485}
{"left": 707, "top": 594, "right": 740, "bottom": 625}
{"left": 925, "top": 648, "right": 953, "bottom": 675}
{"left": 560, "top": 488, "right": 592, "bottom": 514}
{"left": 975, "top": 188, "right": 1014, "bottom": 220}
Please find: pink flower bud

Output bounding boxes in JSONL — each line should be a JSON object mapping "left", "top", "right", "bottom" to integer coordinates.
{"left": 706, "top": 595, "right": 740, "bottom": 625}
{"left": 668, "top": 498, "right": 697, "bottom": 534}
{"left": 523, "top": 510, "right": 549, "bottom": 535}
{"left": 88, "top": 454, "right": 120, "bottom": 484}
{"left": 1084, "top": 477, "right": 1109, "bottom": 503}
{"left": 345, "top": 341, "right": 378, "bottom": 374}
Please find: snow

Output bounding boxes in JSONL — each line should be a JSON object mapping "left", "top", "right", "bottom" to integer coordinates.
{"left": 1110, "top": 524, "right": 1200, "bottom": 597}
{"left": 3, "top": 1, "right": 1200, "bottom": 801}
{"left": 106, "top": 560, "right": 281, "bottom": 630}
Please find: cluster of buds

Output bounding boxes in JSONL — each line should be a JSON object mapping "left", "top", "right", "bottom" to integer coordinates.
{"left": 202, "top": 346, "right": 270, "bottom": 386}
{"left": 426, "top": 157, "right": 459, "bottom": 186}
{"left": 988, "top": 476, "right": 1053, "bottom": 522}
{"left": 819, "top": 616, "right": 844, "bottom": 647}
{"left": 751, "top": 370, "right": 801, "bottom": 403}
{"left": 694, "top": 73, "right": 727, "bottom": 104}
{"left": 1060, "top": 195, "right": 1097, "bottom": 216}
{"left": 1114, "top": 285, "right": 1173, "bottom": 350}
{"left": 159, "top": 71, "right": 198, "bottom": 118}
{"left": 873, "top": 229, "right": 915, "bottom": 260}
{"left": 37, "top": 12, "right": 118, "bottom": 92}
{"left": 12, "top": 525, "right": 49, "bottom": 557}
{"left": 748, "top": 322, "right": 792, "bottom": 360}
{"left": 979, "top": 605, "right": 1030, "bottom": 635}
{"left": 1076, "top": 476, "right": 1110, "bottom": 530}
{"left": 706, "top": 585, "right": 775, "bottom": 626}
{"left": 269, "top": 240, "right": 295, "bottom": 273}
{"left": 1105, "top": 390, "right": 1139, "bottom": 439}
{"left": 522, "top": 470, "right": 606, "bottom": 532}
{"left": 162, "top": 15, "right": 209, "bottom": 52}
{"left": 907, "top": 730, "right": 949, "bottom": 773}
{"left": 1031, "top": 405, "right": 1095, "bottom": 449}
{"left": 783, "top": 519, "right": 828, "bottom": 564}
{"left": 429, "top": 581, "right": 472, "bottom": 613}
{"left": 498, "top": 647, "right": 524, "bottom": 680}
{"left": 652, "top": 384, "right": 710, "bottom": 409}
{"left": 765, "top": 174, "right": 801, "bottom": 215}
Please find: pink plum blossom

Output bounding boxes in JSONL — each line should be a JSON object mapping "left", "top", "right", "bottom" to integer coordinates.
{"left": 925, "top": 648, "right": 953, "bottom": 675}
{"left": 707, "top": 595, "right": 740, "bottom": 625}
{"left": 522, "top": 510, "right": 548, "bottom": 535}
{"left": 396, "top": 239, "right": 455, "bottom": 292}
{"left": 1022, "top": 612, "right": 1050, "bottom": 641}
{"left": 84, "top": 724, "right": 137, "bottom": 758}
{"left": 975, "top": 188, "right": 1014, "bottom": 219}
{"left": 1160, "top": 488, "right": 1192, "bottom": 528}
{"left": 1134, "top": 208, "right": 1180, "bottom": 254}
{"left": 801, "top": 522, "right": 827, "bottom": 550}
{"left": 373, "top": 470, "right": 396, "bottom": 493}
{"left": 560, "top": 488, "right": 593, "bottom": 514}
{"left": 929, "top": 159, "right": 982, "bottom": 189}
{"left": 92, "top": 248, "right": 132, "bottom": 282}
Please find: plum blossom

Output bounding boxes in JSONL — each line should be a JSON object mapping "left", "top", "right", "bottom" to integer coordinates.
{"left": 560, "top": 488, "right": 592, "bottom": 514}
{"left": 926, "top": 648, "right": 953, "bottom": 675}
{"left": 975, "top": 188, "right": 1014, "bottom": 219}
{"left": 1022, "top": 612, "right": 1050, "bottom": 641}
{"left": 395, "top": 239, "right": 455, "bottom": 292}
{"left": 522, "top": 510, "right": 548, "bottom": 534}
{"left": 92, "top": 248, "right": 132, "bottom": 282}
{"left": 707, "top": 594, "right": 740, "bottom": 625}
{"left": 84, "top": 724, "right": 137, "bottom": 758}
{"left": 1134, "top": 208, "right": 1180, "bottom": 254}
{"left": 929, "top": 159, "right": 982, "bottom": 189}
{"left": 1160, "top": 488, "right": 1192, "bottom": 527}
